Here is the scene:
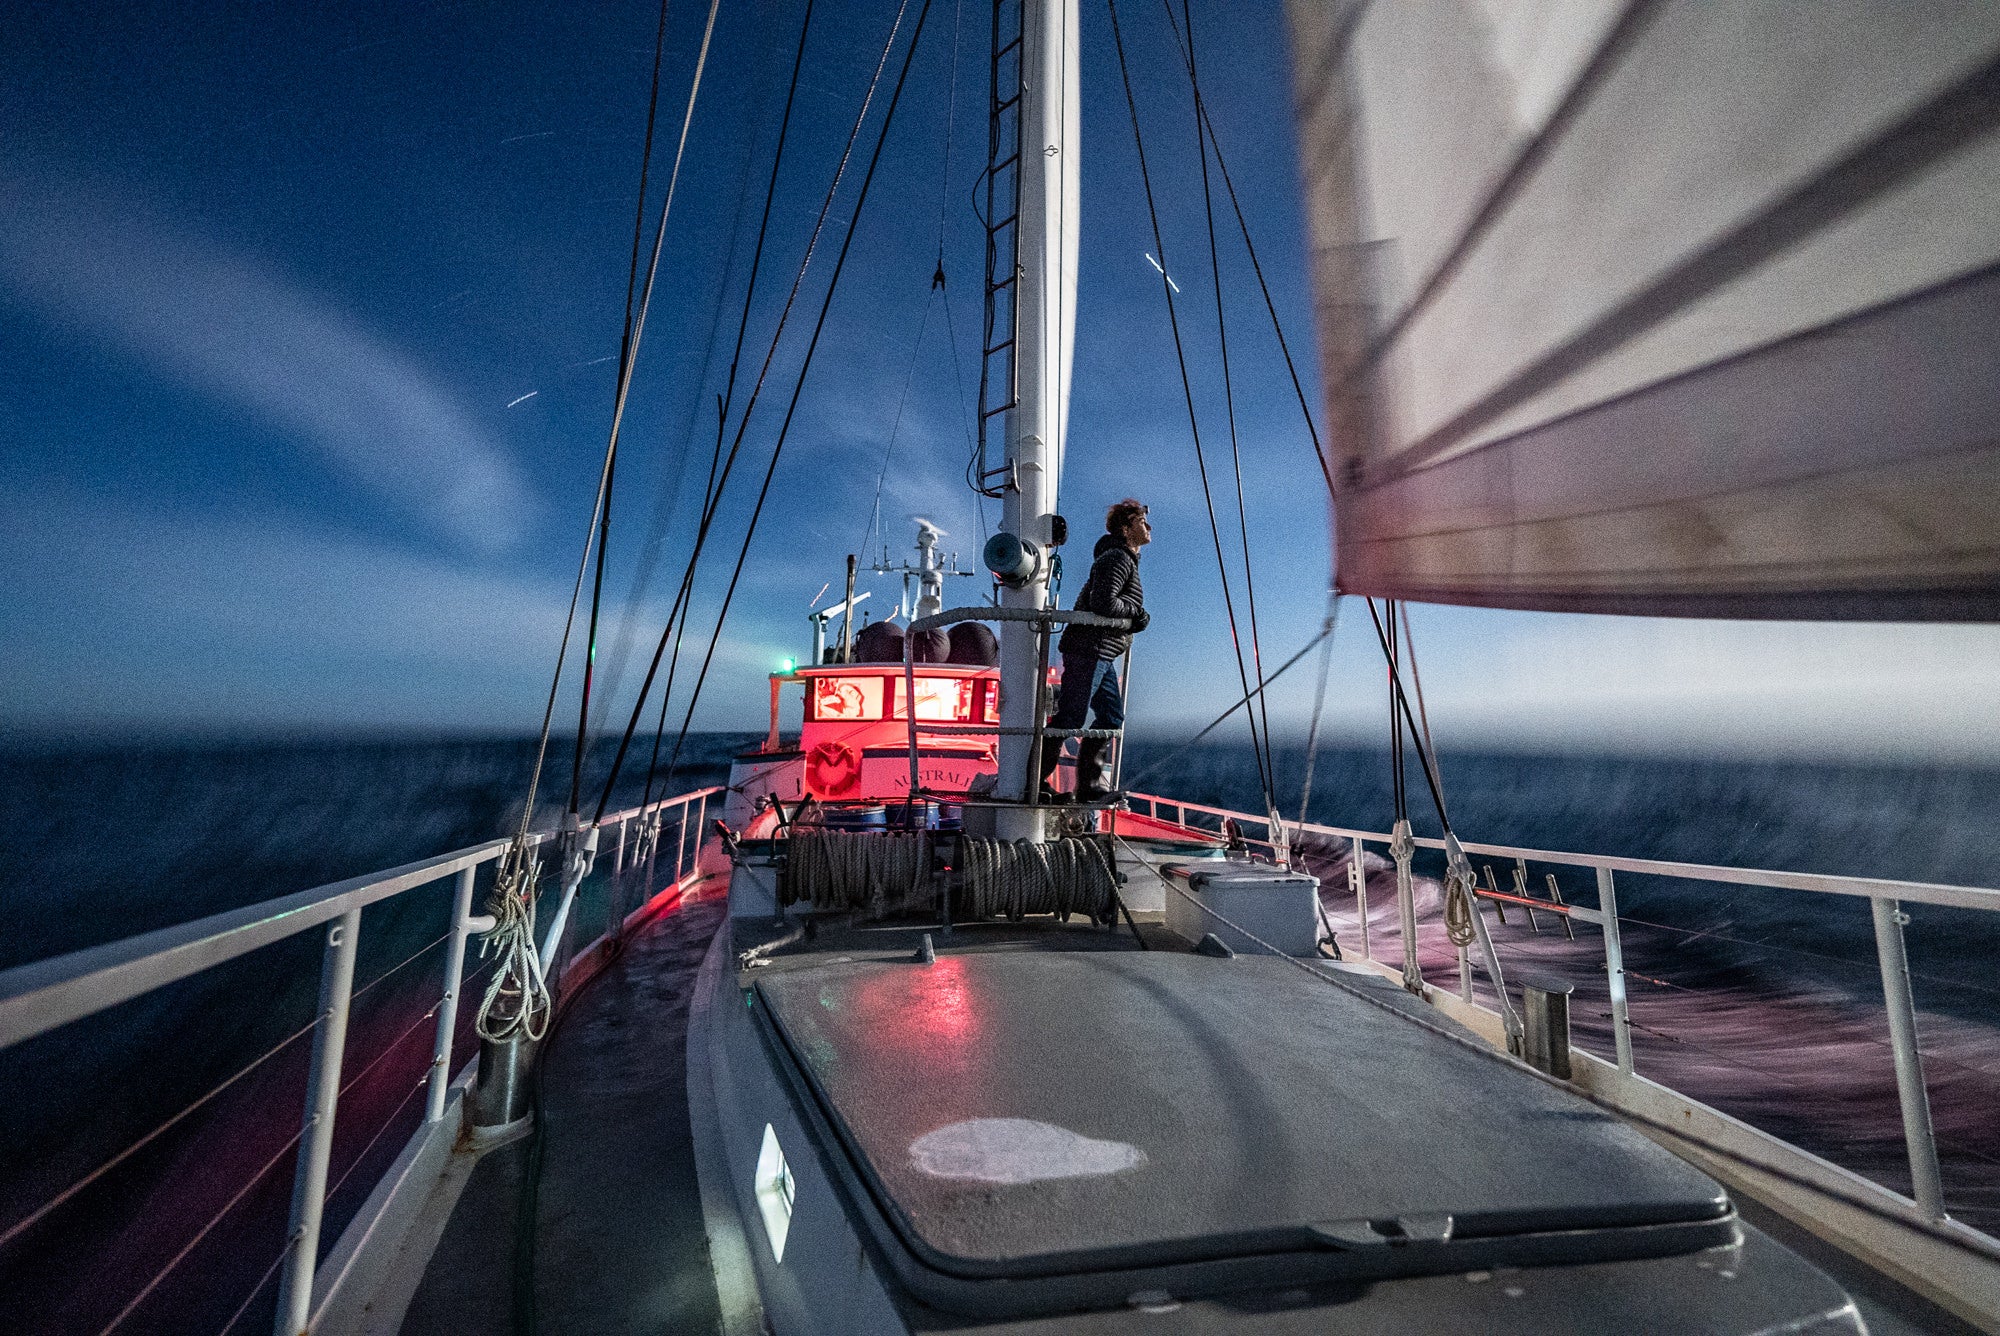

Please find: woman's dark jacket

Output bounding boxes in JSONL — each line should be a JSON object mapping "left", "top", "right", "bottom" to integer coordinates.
{"left": 1058, "top": 534, "right": 1149, "bottom": 660}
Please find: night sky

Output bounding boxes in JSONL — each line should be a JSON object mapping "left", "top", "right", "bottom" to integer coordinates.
{"left": 5, "top": 0, "right": 1996, "bottom": 759}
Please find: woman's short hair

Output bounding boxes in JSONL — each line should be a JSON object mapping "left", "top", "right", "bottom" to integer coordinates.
{"left": 1105, "top": 498, "right": 1147, "bottom": 535}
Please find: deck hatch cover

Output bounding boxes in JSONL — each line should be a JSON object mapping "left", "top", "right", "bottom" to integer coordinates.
{"left": 754, "top": 953, "right": 1728, "bottom": 1283}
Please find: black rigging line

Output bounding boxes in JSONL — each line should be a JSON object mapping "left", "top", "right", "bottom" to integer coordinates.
{"left": 625, "top": 0, "right": 899, "bottom": 817}
{"left": 1106, "top": 0, "right": 1277, "bottom": 819}
{"left": 1182, "top": 0, "right": 1277, "bottom": 813}
{"left": 601, "top": 0, "right": 935, "bottom": 820}
{"left": 639, "top": 0, "right": 820, "bottom": 812}
{"left": 509, "top": 0, "right": 716, "bottom": 853}
{"left": 859, "top": 292, "right": 939, "bottom": 563}
{"left": 858, "top": 0, "right": 967, "bottom": 567}
{"left": 1384, "top": 598, "right": 1407, "bottom": 828}
{"left": 591, "top": 3, "right": 790, "bottom": 741}
{"left": 653, "top": 0, "right": 937, "bottom": 798}
{"left": 573, "top": 0, "right": 691, "bottom": 815}
{"left": 1119, "top": 622, "right": 1335, "bottom": 794}
{"left": 937, "top": 0, "right": 966, "bottom": 266}
{"left": 1367, "top": 596, "right": 1454, "bottom": 833}
{"left": 1157, "top": 0, "right": 1335, "bottom": 502}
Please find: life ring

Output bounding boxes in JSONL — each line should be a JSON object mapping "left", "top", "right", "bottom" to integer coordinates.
{"left": 806, "top": 740, "right": 861, "bottom": 797}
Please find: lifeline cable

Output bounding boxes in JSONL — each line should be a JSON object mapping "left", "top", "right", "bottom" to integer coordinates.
{"left": 1106, "top": 0, "right": 1279, "bottom": 824}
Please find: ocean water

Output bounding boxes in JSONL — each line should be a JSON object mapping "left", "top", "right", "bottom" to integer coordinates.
{"left": 1, "top": 734, "right": 1996, "bottom": 1330}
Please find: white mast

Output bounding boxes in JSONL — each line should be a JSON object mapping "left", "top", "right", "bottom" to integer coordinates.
{"left": 994, "top": 0, "right": 1081, "bottom": 834}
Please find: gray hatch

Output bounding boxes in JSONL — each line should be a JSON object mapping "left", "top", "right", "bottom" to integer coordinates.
{"left": 754, "top": 951, "right": 1730, "bottom": 1288}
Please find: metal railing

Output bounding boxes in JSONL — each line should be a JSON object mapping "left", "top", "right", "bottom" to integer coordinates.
{"left": 1125, "top": 790, "right": 2000, "bottom": 1230}
{"left": 901, "top": 605, "right": 1132, "bottom": 806}
{"left": 0, "top": 785, "right": 719, "bottom": 1336}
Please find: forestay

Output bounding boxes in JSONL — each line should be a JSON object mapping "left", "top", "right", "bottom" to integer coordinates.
{"left": 1285, "top": 0, "right": 2000, "bottom": 619}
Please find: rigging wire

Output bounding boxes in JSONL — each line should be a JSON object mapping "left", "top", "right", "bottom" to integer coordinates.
{"left": 570, "top": 0, "right": 678, "bottom": 813}
{"left": 1294, "top": 589, "right": 1341, "bottom": 835}
{"left": 507, "top": 0, "right": 720, "bottom": 862}
{"left": 1181, "top": 0, "right": 1279, "bottom": 819}
{"left": 1366, "top": 596, "right": 1452, "bottom": 830}
{"left": 857, "top": 291, "right": 940, "bottom": 565}
{"left": 590, "top": 5, "right": 791, "bottom": 740}
{"left": 623, "top": 0, "right": 900, "bottom": 822}
{"left": 638, "top": 0, "right": 821, "bottom": 812}
{"left": 600, "top": 0, "right": 936, "bottom": 818}
{"left": 1120, "top": 623, "right": 1334, "bottom": 793}
{"left": 934, "top": 0, "right": 992, "bottom": 551}
{"left": 1386, "top": 598, "right": 1407, "bottom": 828}
{"left": 1398, "top": 599, "right": 1439, "bottom": 762}
{"left": 939, "top": 276, "right": 991, "bottom": 554}
{"left": 855, "top": 1, "right": 972, "bottom": 575}
{"left": 623, "top": 0, "right": 914, "bottom": 797}
{"left": 567, "top": 0, "right": 723, "bottom": 818}
{"left": 1156, "top": 0, "right": 1336, "bottom": 501}
{"left": 653, "top": 0, "right": 939, "bottom": 797}
{"left": 1105, "top": 0, "right": 1278, "bottom": 822}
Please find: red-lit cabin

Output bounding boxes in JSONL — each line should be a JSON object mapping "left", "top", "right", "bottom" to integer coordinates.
{"left": 723, "top": 664, "right": 1001, "bottom": 829}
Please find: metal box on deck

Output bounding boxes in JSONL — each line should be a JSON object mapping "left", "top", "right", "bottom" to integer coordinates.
{"left": 1162, "top": 861, "right": 1319, "bottom": 956}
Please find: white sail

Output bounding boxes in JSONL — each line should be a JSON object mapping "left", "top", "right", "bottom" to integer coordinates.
{"left": 1287, "top": 0, "right": 2000, "bottom": 618}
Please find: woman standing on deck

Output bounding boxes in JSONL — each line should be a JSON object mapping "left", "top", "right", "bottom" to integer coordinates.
{"left": 1042, "top": 499, "right": 1151, "bottom": 801}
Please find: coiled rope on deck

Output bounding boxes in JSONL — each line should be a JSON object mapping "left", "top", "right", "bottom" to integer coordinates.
{"left": 785, "top": 831, "right": 933, "bottom": 915}
{"left": 959, "top": 835, "right": 1117, "bottom": 924}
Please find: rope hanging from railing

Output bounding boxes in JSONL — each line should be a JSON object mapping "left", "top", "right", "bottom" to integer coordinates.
{"left": 476, "top": 854, "right": 552, "bottom": 1044}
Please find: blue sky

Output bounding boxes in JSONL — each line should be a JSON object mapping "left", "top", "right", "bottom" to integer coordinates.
{"left": 4, "top": 0, "right": 1996, "bottom": 760}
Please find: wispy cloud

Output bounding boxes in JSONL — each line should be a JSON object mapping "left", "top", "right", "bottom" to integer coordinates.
{"left": 0, "top": 492, "right": 572, "bottom": 731}
{"left": 0, "top": 169, "right": 534, "bottom": 552}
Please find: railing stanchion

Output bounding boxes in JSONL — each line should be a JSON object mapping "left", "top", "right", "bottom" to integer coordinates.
{"left": 1349, "top": 836, "right": 1370, "bottom": 961}
{"left": 275, "top": 906, "right": 361, "bottom": 1336}
{"left": 675, "top": 806, "right": 688, "bottom": 883}
{"left": 1597, "top": 867, "right": 1633, "bottom": 1074}
{"left": 426, "top": 867, "right": 477, "bottom": 1125}
{"left": 693, "top": 793, "right": 709, "bottom": 878}
{"left": 1872, "top": 896, "right": 1945, "bottom": 1220}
